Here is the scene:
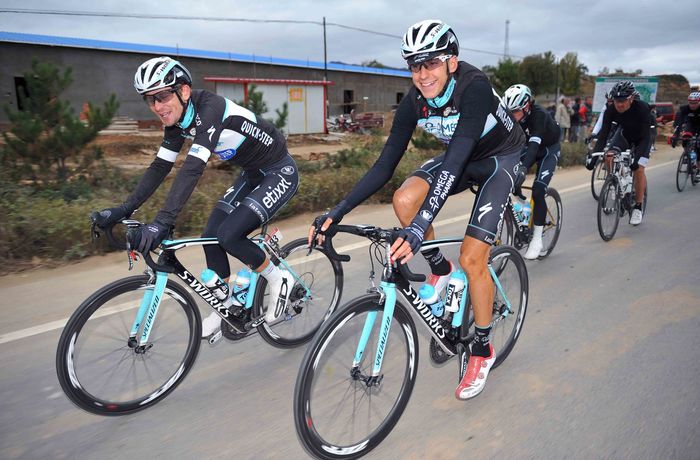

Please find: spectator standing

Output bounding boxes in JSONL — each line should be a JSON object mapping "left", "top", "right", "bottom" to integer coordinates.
{"left": 556, "top": 97, "right": 571, "bottom": 142}
{"left": 569, "top": 97, "right": 581, "bottom": 142}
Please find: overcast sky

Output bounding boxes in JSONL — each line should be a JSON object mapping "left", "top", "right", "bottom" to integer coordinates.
{"left": 2, "top": 0, "right": 699, "bottom": 84}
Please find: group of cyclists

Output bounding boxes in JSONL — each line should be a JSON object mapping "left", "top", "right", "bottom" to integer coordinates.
{"left": 91, "top": 18, "right": 697, "bottom": 403}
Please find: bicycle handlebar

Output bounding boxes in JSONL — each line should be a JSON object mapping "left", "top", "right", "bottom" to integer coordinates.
{"left": 319, "top": 224, "right": 426, "bottom": 282}
{"left": 91, "top": 219, "right": 174, "bottom": 274}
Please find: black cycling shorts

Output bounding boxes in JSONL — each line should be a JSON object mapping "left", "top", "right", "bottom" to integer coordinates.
{"left": 215, "top": 155, "right": 299, "bottom": 223}
{"left": 608, "top": 129, "right": 650, "bottom": 168}
{"left": 410, "top": 148, "right": 521, "bottom": 244}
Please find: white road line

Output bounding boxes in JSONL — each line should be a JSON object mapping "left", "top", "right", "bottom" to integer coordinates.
{"left": 0, "top": 159, "right": 678, "bottom": 346}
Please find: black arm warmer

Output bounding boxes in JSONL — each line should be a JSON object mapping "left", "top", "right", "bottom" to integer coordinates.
{"left": 123, "top": 156, "right": 174, "bottom": 212}
{"left": 155, "top": 155, "right": 207, "bottom": 226}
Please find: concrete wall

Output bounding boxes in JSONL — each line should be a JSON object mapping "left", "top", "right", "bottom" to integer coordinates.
{"left": 0, "top": 42, "right": 412, "bottom": 124}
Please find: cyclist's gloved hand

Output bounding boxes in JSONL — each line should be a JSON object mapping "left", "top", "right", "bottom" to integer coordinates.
{"left": 585, "top": 152, "right": 596, "bottom": 171}
{"left": 393, "top": 224, "right": 424, "bottom": 258}
{"left": 670, "top": 136, "right": 678, "bottom": 148}
{"left": 630, "top": 159, "right": 640, "bottom": 172}
{"left": 309, "top": 202, "right": 347, "bottom": 247}
{"left": 129, "top": 220, "right": 172, "bottom": 253}
{"left": 91, "top": 205, "right": 131, "bottom": 229}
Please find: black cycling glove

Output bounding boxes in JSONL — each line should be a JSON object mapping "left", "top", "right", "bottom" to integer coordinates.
{"left": 128, "top": 220, "right": 172, "bottom": 253}
{"left": 91, "top": 205, "right": 132, "bottom": 229}
{"left": 313, "top": 201, "right": 348, "bottom": 234}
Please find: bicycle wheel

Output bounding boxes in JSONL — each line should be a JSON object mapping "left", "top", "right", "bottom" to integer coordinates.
{"left": 294, "top": 293, "right": 419, "bottom": 460}
{"left": 539, "top": 188, "right": 563, "bottom": 259}
{"left": 56, "top": 275, "right": 201, "bottom": 415}
{"left": 466, "top": 245, "right": 528, "bottom": 368}
{"left": 676, "top": 152, "right": 691, "bottom": 192}
{"left": 597, "top": 176, "right": 621, "bottom": 241}
{"left": 254, "top": 237, "right": 344, "bottom": 349}
{"left": 591, "top": 158, "right": 608, "bottom": 200}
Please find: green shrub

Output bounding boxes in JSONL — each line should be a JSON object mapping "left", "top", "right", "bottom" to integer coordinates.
{"left": 559, "top": 142, "right": 588, "bottom": 168}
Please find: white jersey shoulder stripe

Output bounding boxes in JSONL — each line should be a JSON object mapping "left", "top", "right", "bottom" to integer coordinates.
{"left": 156, "top": 146, "right": 179, "bottom": 162}
{"left": 224, "top": 98, "right": 257, "bottom": 123}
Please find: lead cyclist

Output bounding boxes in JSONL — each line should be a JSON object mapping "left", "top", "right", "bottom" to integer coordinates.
{"left": 309, "top": 20, "right": 525, "bottom": 400}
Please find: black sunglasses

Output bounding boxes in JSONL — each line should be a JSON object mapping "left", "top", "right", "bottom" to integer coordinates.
{"left": 142, "top": 86, "right": 181, "bottom": 106}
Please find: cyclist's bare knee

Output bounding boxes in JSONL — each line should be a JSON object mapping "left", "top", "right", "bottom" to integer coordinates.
{"left": 459, "top": 237, "right": 490, "bottom": 278}
{"left": 392, "top": 177, "right": 430, "bottom": 224}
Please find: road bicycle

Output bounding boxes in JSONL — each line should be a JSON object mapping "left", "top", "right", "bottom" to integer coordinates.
{"left": 56, "top": 220, "right": 343, "bottom": 415}
{"left": 497, "top": 185, "right": 563, "bottom": 259}
{"left": 595, "top": 150, "right": 648, "bottom": 241}
{"left": 675, "top": 133, "right": 699, "bottom": 192}
{"left": 294, "top": 224, "right": 528, "bottom": 459}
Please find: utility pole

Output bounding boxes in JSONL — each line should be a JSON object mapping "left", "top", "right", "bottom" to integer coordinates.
{"left": 323, "top": 16, "right": 328, "bottom": 82}
{"left": 504, "top": 19, "right": 510, "bottom": 60}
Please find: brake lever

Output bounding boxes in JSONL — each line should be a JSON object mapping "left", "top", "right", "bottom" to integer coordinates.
{"left": 90, "top": 221, "right": 101, "bottom": 243}
{"left": 307, "top": 226, "right": 320, "bottom": 256}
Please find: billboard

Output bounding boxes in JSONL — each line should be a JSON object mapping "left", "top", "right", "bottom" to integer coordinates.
{"left": 592, "top": 77, "right": 659, "bottom": 113}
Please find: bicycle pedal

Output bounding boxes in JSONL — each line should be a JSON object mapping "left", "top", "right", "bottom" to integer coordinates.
{"left": 207, "top": 330, "right": 223, "bottom": 345}
{"left": 248, "top": 316, "right": 266, "bottom": 329}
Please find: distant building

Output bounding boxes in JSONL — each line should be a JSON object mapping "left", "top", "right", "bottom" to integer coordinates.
{"left": 0, "top": 31, "right": 412, "bottom": 133}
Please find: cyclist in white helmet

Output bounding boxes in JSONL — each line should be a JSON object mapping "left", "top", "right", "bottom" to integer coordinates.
{"left": 503, "top": 84, "right": 561, "bottom": 259}
{"left": 92, "top": 56, "right": 299, "bottom": 338}
{"left": 310, "top": 19, "right": 525, "bottom": 400}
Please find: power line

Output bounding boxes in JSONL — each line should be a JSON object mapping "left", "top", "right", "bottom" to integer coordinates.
{"left": 0, "top": 8, "right": 522, "bottom": 58}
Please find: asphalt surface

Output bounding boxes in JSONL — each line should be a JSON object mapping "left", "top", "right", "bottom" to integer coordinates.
{"left": 1, "top": 145, "right": 698, "bottom": 460}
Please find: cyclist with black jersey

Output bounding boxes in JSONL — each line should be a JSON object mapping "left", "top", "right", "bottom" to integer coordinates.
{"left": 671, "top": 92, "right": 700, "bottom": 179}
{"left": 91, "top": 56, "right": 299, "bottom": 338}
{"left": 309, "top": 20, "right": 525, "bottom": 400}
{"left": 594, "top": 80, "right": 651, "bottom": 226}
{"left": 503, "top": 84, "right": 561, "bottom": 259}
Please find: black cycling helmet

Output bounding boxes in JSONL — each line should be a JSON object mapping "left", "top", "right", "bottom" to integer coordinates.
{"left": 610, "top": 80, "right": 635, "bottom": 100}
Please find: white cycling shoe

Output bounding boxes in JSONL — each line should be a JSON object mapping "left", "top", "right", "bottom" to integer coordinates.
{"left": 524, "top": 226, "right": 544, "bottom": 260}
{"left": 265, "top": 268, "right": 293, "bottom": 323}
{"left": 201, "top": 311, "right": 221, "bottom": 338}
{"left": 630, "top": 208, "right": 643, "bottom": 226}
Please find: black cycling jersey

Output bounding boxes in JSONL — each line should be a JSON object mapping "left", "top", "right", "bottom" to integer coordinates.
{"left": 335, "top": 61, "right": 524, "bottom": 222}
{"left": 124, "top": 90, "right": 289, "bottom": 226}
{"left": 673, "top": 104, "right": 700, "bottom": 135}
{"left": 594, "top": 99, "right": 652, "bottom": 157}
{"left": 519, "top": 103, "right": 561, "bottom": 168}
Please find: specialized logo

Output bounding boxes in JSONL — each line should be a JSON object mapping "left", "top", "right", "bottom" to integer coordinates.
{"left": 262, "top": 177, "right": 293, "bottom": 209}
{"left": 207, "top": 125, "right": 216, "bottom": 142}
{"left": 540, "top": 170, "right": 550, "bottom": 179}
{"left": 375, "top": 315, "right": 392, "bottom": 367}
{"left": 477, "top": 202, "right": 493, "bottom": 223}
{"left": 401, "top": 286, "right": 446, "bottom": 339}
{"left": 195, "top": 114, "right": 202, "bottom": 126}
{"left": 281, "top": 165, "right": 295, "bottom": 175}
{"left": 419, "top": 210, "right": 433, "bottom": 222}
{"left": 189, "top": 128, "right": 196, "bottom": 136}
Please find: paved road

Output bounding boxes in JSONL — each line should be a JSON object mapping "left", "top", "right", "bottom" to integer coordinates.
{"left": 1, "top": 146, "right": 699, "bottom": 459}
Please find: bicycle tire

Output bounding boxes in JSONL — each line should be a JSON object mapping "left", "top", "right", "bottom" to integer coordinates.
{"left": 496, "top": 205, "right": 516, "bottom": 247}
{"left": 56, "top": 275, "right": 201, "bottom": 415}
{"left": 597, "top": 176, "right": 621, "bottom": 242}
{"left": 591, "top": 158, "right": 607, "bottom": 200}
{"left": 294, "top": 293, "right": 418, "bottom": 460}
{"left": 254, "top": 237, "right": 344, "bottom": 349}
{"left": 538, "top": 188, "right": 563, "bottom": 259}
{"left": 676, "top": 152, "right": 691, "bottom": 192}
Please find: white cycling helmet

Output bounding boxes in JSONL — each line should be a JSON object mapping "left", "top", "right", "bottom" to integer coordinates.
{"left": 503, "top": 84, "right": 533, "bottom": 111}
{"left": 134, "top": 56, "right": 192, "bottom": 95}
{"left": 401, "top": 19, "right": 459, "bottom": 65}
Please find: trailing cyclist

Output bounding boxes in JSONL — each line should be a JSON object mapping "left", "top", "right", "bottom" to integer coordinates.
{"left": 503, "top": 84, "right": 561, "bottom": 260}
{"left": 593, "top": 81, "right": 652, "bottom": 226}
{"left": 671, "top": 91, "right": 700, "bottom": 180}
{"left": 92, "top": 56, "right": 299, "bottom": 338}
{"left": 309, "top": 20, "right": 525, "bottom": 400}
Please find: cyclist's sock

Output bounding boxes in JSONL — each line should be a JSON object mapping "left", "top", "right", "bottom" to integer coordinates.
{"left": 634, "top": 202, "right": 643, "bottom": 210}
{"left": 260, "top": 261, "right": 282, "bottom": 284}
{"left": 471, "top": 325, "right": 492, "bottom": 357}
{"left": 421, "top": 248, "right": 451, "bottom": 276}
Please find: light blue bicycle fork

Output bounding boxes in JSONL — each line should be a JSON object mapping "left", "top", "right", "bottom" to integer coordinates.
{"left": 130, "top": 271, "right": 169, "bottom": 345}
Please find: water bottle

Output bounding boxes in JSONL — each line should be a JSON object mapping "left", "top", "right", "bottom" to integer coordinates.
{"left": 201, "top": 268, "right": 236, "bottom": 308}
{"left": 444, "top": 269, "right": 467, "bottom": 313}
{"left": 231, "top": 268, "right": 252, "bottom": 306}
{"left": 690, "top": 151, "right": 697, "bottom": 162}
{"left": 521, "top": 201, "right": 532, "bottom": 222}
{"left": 419, "top": 284, "right": 444, "bottom": 317}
